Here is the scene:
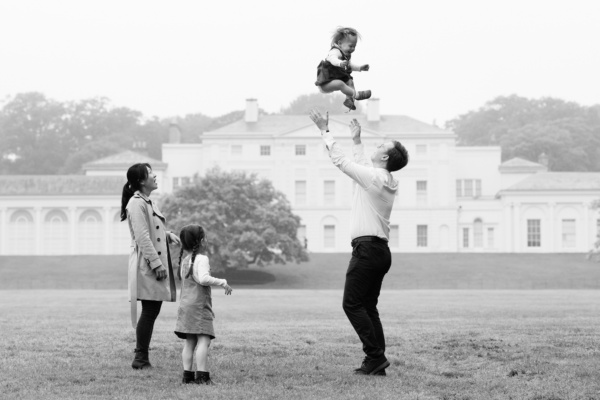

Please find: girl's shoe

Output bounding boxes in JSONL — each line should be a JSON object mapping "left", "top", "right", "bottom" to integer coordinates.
{"left": 195, "top": 371, "right": 213, "bottom": 385}
{"left": 355, "top": 90, "right": 371, "bottom": 101}
{"left": 182, "top": 370, "right": 195, "bottom": 384}
{"left": 343, "top": 98, "right": 356, "bottom": 111}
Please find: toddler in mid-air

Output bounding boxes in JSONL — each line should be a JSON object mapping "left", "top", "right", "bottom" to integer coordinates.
{"left": 315, "top": 27, "right": 371, "bottom": 111}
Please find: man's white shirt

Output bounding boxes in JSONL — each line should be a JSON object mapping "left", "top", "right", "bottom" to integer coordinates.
{"left": 321, "top": 130, "right": 398, "bottom": 241}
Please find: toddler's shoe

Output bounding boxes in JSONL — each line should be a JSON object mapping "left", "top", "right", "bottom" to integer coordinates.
{"left": 355, "top": 90, "right": 372, "bottom": 101}
{"left": 343, "top": 98, "right": 356, "bottom": 111}
{"left": 195, "top": 371, "right": 214, "bottom": 385}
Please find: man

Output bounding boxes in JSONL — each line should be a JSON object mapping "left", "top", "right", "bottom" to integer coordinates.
{"left": 309, "top": 109, "right": 409, "bottom": 376}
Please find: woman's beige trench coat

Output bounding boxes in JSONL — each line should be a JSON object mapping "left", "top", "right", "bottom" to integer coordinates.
{"left": 126, "top": 191, "right": 176, "bottom": 328}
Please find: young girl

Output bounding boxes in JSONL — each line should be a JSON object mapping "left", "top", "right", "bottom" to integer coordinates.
{"left": 174, "top": 224, "right": 233, "bottom": 384}
{"left": 315, "top": 27, "right": 371, "bottom": 111}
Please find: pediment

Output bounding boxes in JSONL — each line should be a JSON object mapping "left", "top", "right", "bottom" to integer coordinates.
{"left": 278, "top": 119, "right": 384, "bottom": 139}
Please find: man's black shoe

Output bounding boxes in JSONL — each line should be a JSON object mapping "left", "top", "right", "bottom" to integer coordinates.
{"left": 353, "top": 355, "right": 389, "bottom": 375}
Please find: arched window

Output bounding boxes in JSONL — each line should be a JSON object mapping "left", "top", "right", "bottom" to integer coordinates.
{"left": 78, "top": 210, "right": 104, "bottom": 254}
{"left": 474, "top": 218, "right": 483, "bottom": 248}
{"left": 44, "top": 210, "right": 69, "bottom": 254}
{"left": 112, "top": 211, "right": 131, "bottom": 254}
{"left": 9, "top": 210, "right": 34, "bottom": 255}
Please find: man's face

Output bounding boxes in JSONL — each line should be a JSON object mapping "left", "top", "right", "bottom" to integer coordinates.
{"left": 371, "top": 142, "right": 395, "bottom": 165}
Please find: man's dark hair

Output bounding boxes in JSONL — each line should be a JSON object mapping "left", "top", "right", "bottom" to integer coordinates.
{"left": 386, "top": 141, "right": 409, "bottom": 172}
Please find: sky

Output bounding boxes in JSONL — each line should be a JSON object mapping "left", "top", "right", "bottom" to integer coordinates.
{"left": 0, "top": 0, "right": 598, "bottom": 126}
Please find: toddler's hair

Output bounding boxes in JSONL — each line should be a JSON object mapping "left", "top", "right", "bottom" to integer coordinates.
{"left": 177, "top": 224, "right": 205, "bottom": 279}
{"left": 331, "top": 26, "right": 361, "bottom": 46}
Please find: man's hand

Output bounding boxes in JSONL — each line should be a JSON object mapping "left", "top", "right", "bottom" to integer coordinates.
{"left": 155, "top": 265, "right": 167, "bottom": 281}
{"left": 309, "top": 109, "right": 329, "bottom": 132}
{"left": 360, "top": 64, "right": 370, "bottom": 71}
{"left": 350, "top": 119, "right": 361, "bottom": 144}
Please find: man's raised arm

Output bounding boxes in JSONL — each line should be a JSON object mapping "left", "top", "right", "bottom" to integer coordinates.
{"left": 309, "top": 110, "right": 375, "bottom": 189}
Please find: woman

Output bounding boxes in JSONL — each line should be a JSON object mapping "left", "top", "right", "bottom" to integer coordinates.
{"left": 120, "top": 163, "right": 180, "bottom": 369}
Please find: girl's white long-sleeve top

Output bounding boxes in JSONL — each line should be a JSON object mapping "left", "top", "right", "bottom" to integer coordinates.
{"left": 182, "top": 254, "right": 228, "bottom": 287}
{"left": 325, "top": 47, "right": 361, "bottom": 71}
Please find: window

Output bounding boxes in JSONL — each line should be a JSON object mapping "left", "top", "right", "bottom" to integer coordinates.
{"left": 295, "top": 180, "right": 307, "bottom": 205}
{"left": 527, "top": 219, "right": 541, "bottom": 247}
{"left": 456, "top": 179, "right": 482, "bottom": 198}
{"left": 416, "top": 180, "right": 427, "bottom": 205}
{"left": 260, "top": 145, "right": 271, "bottom": 156}
{"left": 463, "top": 228, "right": 469, "bottom": 248}
{"left": 78, "top": 210, "right": 104, "bottom": 254}
{"left": 487, "top": 227, "right": 495, "bottom": 248}
{"left": 561, "top": 219, "right": 576, "bottom": 248}
{"left": 324, "top": 225, "right": 335, "bottom": 248}
{"left": 44, "top": 210, "right": 69, "bottom": 254}
{"left": 416, "top": 144, "right": 427, "bottom": 155}
{"left": 389, "top": 225, "right": 399, "bottom": 248}
{"left": 295, "top": 145, "right": 306, "bottom": 156}
{"left": 181, "top": 177, "right": 191, "bottom": 186}
{"left": 473, "top": 219, "right": 483, "bottom": 248}
{"left": 464, "top": 180, "right": 473, "bottom": 197}
{"left": 324, "top": 180, "right": 335, "bottom": 204}
{"left": 172, "top": 177, "right": 180, "bottom": 189}
{"left": 9, "top": 210, "right": 34, "bottom": 255}
{"left": 417, "top": 225, "right": 428, "bottom": 247}
{"left": 231, "top": 145, "right": 242, "bottom": 155}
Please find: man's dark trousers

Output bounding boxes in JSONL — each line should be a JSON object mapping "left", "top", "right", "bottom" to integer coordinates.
{"left": 342, "top": 238, "right": 391, "bottom": 359}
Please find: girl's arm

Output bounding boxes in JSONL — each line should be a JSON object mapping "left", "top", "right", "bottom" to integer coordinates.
{"left": 193, "top": 256, "right": 228, "bottom": 287}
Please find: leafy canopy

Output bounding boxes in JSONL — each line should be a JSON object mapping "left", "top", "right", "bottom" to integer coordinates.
{"left": 160, "top": 168, "right": 308, "bottom": 271}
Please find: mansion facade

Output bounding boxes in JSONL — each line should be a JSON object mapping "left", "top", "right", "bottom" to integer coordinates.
{"left": 1, "top": 98, "right": 599, "bottom": 255}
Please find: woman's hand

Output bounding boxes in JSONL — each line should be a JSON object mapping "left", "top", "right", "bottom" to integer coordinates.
{"left": 168, "top": 232, "right": 181, "bottom": 246}
{"left": 155, "top": 265, "right": 167, "bottom": 281}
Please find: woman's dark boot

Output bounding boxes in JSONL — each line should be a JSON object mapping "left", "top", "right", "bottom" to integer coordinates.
{"left": 195, "top": 371, "right": 213, "bottom": 385}
{"left": 182, "top": 370, "right": 195, "bottom": 384}
{"left": 131, "top": 348, "right": 152, "bottom": 369}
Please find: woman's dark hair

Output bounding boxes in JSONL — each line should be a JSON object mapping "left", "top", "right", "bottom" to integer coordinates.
{"left": 120, "top": 163, "right": 152, "bottom": 221}
{"left": 177, "top": 224, "right": 206, "bottom": 280}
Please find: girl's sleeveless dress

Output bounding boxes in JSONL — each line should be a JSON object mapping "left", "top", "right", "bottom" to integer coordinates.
{"left": 315, "top": 47, "right": 353, "bottom": 87}
{"left": 174, "top": 258, "right": 215, "bottom": 339}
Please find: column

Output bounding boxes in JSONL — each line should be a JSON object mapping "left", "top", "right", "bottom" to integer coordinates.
{"left": 583, "top": 202, "right": 590, "bottom": 251}
{"left": 69, "top": 207, "right": 77, "bottom": 255}
{"left": 513, "top": 203, "right": 520, "bottom": 252}
{"left": 35, "top": 207, "right": 43, "bottom": 255}
{"left": 548, "top": 202, "right": 556, "bottom": 251}
{"left": 0, "top": 208, "right": 6, "bottom": 255}
{"left": 104, "top": 207, "right": 111, "bottom": 255}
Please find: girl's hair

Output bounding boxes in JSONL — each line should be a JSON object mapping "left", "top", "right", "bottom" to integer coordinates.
{"left": 120, "top": 163, "right": 152, "bottom": 222}
{"left": 331, "top": 26, "right": 361, "bottom": 46}
{"left": 177, "top": 224, "right": 205, "bottom": 279}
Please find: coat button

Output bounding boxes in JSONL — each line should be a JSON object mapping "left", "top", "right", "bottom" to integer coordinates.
{"left": 157, "top": 238, "right": 161, "bottom": 242}
{"left": 156, "top": 226, "right": 159, "bottom": 229}
{"left": 158, "top": 251, "right": 161, "bottom": 255}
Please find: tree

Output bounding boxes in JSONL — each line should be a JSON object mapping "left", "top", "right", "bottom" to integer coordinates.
{"left": 0, "top": 92, "right": 70, "bottom": 174}
{"left": 160, "top": 168, "right": 308, "bottom": 271}
{"left": 446, "top": 95, "right": 600, "bottom": 171}
{"left": 281, "top": 92, "right": 363, "bottom": 115}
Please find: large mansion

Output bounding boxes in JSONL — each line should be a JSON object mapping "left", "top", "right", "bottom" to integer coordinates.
{"left": 1, "top": 98, "right": 599, "bottom": 255}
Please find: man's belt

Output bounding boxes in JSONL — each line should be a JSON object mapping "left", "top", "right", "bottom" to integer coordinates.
{"left": 351, "top": 236, "right": 388, "bottom": 247}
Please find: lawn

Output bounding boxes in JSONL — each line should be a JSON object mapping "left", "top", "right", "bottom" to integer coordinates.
{"left": 1, "top": 289, "right": 600, "bottom": 399}
{"left": 1, "top": 253, "right": 600, "bottom": 290}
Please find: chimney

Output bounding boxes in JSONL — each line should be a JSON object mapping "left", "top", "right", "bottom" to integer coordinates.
{"left": 538, "top": 152, "right": 549, "bottom": 169}
{"left": 245, "top": 98, "right": 258, "bottom": 123}
{"left": 169, "top": 119, "right": 181, "bottom": 144}
{"left": 367, "top": 98, "right": 380, "bottom": 122}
